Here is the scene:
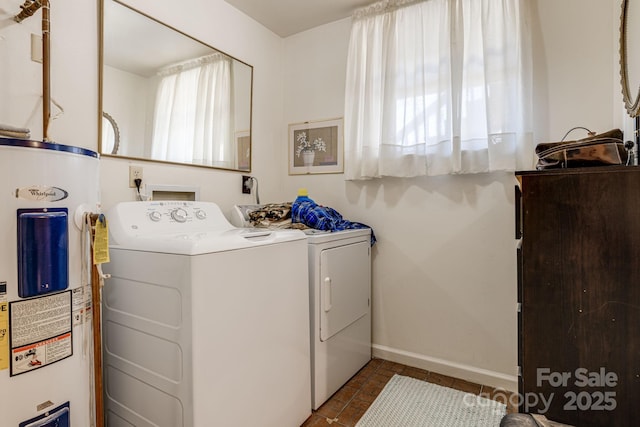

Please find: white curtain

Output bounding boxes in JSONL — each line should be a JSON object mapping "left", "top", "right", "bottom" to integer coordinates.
{"left": 344, "top": 0, "right": 533, "bottom": 179}
{"left": 151, "top": 53, "right": 235, "bottom": 167}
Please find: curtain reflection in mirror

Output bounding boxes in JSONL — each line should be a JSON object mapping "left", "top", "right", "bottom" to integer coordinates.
{"left": 151, "top": 53, "right": 235, "bottom": 167}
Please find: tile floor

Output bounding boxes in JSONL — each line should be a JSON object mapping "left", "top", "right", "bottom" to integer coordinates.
{"left": 301, "top": 358, "right": 517, "bottom": 427}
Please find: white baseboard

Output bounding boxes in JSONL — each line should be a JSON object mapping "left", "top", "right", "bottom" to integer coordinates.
{"left": 372, "top": 344, "right": 518, "bottom": 392}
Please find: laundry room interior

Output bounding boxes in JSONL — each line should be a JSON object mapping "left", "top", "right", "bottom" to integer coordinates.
{"left": 1, "top": 0, "right": 638, "bottom": 426}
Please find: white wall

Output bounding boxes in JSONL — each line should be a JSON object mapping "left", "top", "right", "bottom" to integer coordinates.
{"left": 281, "top": 0, "right": 620, "bottom": 391}
{"left": 0, "top": 0, "right": 624, "bottom": 393}
{"left": 0, "top": 0, "right": 98, "bottom": 146}
{"left": 532, "top": 0, "right": 622, "bottom": 139}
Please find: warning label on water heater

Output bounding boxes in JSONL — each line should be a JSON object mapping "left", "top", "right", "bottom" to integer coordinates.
{"left": 9, "top": 291, "right": 72, "bottom": 376}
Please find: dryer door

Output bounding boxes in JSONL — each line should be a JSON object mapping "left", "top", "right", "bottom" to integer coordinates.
{"left": 320, "top": 241, "right": 370, "bottom": 342}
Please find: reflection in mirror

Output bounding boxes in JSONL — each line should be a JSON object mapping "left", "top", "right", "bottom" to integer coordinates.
{"left": 620, "top": 0, "right": 640, "bottom": 117}
{"left": 100, "top": 0, "right": 252, "bottom": 171}
{"left": 102, "top": 112, "right": 120, "bottom": 154}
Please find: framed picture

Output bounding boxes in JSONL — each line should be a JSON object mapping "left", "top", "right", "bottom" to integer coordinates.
{"left": 236, "top": 130, "right": 251, "bottom": 171}
{"left": 288, "top": 118, "right": 344, "bottom": 175}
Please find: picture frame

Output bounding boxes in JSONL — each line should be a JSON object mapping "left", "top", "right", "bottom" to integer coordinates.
{"left": 288, "top": 118, "right": 344, "bottom": 175}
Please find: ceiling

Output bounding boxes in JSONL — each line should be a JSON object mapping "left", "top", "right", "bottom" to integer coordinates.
{"left": 104, "top": 1, "right": 216, "bottom": 77}
{"left": 224, "top": 0, "right": 374, "bottom": 37}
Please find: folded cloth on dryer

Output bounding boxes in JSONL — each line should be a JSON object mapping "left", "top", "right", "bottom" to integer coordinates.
{"left": 248, "top": 203, "right": 293, "bottom": 228}
{"left": 292, "top": 197, "right": 376, "bottom": 246}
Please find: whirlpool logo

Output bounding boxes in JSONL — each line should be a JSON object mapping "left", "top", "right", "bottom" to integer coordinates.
{"left": 15, "top": 186, "right": 69, "bottom": 202}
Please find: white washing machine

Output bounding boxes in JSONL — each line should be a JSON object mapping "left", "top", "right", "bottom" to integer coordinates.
{"left": 101, "top": 201, "right": 311, "bottom": 427}
{"left": 307, "top": 228, "right": 372, "bottom": 410}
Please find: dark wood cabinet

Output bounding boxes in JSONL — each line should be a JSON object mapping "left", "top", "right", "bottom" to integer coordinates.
{"left": 516, "top": 167, "right": 640, "bottom": 427}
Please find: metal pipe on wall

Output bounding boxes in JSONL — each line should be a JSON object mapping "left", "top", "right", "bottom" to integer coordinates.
{"left": 41, "top": 0, "right": 50, "bottom": 141}
{"left": 14, "top": 0, "right": 51, "bottom": 141}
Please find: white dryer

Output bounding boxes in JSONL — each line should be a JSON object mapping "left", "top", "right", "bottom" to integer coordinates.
{"left": 307, "top": 228, "right": 372, "bottom": 410}
{"left": 101, "top": 201, "right": 311, "bottom": 427}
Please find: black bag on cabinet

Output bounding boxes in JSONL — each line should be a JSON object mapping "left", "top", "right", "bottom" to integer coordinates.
{"left": 535, "top": 128, "right": 629, "bottom": 170}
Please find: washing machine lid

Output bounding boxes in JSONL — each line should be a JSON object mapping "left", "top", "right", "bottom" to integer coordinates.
{"left": 107, "top": 201, "right": 306, "bottom": 254}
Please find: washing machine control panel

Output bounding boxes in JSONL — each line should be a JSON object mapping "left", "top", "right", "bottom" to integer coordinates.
{"left": 142, "top": 202, "right": 209, "bottom": 224}
{"left": 108, "top": 201, "right": 233, "bottom": 240}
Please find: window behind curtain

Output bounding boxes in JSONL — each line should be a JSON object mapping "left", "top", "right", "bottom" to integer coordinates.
{"left": 344, "top": 0, "right": 533, "bottom": 179}
{"left": 151, "top": 53, "right": 235, "bottom": 168}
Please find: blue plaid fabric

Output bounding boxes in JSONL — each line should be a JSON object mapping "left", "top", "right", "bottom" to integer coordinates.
{"left": 292, "top": 198, "right": 376, "bottom": 246}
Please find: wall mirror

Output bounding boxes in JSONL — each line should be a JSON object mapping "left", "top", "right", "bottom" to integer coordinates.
{"left": 99, "top": 0, "right": 253, "bottom": 171}
{"left": 620, "top": 0, "right": 640, "bottom": 117}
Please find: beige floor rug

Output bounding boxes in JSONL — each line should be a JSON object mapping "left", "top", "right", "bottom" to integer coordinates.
{"left": 355, "top": 374, "right": 506, "bottom": 427}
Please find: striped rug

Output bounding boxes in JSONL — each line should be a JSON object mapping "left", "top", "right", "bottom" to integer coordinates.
{"left": 355, "top": 374, "right": 506, "bottom": 427}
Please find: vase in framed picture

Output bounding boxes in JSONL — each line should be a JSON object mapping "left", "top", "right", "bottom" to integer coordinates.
{"left": 302, "top": 150, "right": 315, "bottom": 166}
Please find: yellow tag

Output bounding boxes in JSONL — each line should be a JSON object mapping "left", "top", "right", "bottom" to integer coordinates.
{"left": 93, "top": 216, "right": 110, "bottom": 264}
{"left": 0, "top": 298, "right": 8, "bottom": 371}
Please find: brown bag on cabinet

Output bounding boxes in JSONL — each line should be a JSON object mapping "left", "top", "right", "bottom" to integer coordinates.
{"left": 535, "top": 128, "right": 629, "bottom": 170}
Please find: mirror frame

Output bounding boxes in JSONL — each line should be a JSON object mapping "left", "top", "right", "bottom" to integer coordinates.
{"left": 98, "top": 0, "right": 253, "bottom": 171}
{"left": 620, "top": 0, "right": 640, "bottom": 117}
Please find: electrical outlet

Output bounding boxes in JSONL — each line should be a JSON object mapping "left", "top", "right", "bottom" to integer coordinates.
{"left": 129, "top": 165, "right": 143, "bottom": 188}
{"left": 242, "top": 175, "right": 252, "bottom": 194}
